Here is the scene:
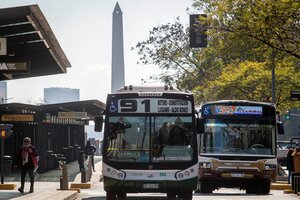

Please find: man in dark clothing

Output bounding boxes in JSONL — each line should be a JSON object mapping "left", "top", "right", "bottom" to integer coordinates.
{"left": 84, "top": 141, "right": 97, "bottom": 172}
{"left": 287, "top": 148, "right": 295, "bottom": 184}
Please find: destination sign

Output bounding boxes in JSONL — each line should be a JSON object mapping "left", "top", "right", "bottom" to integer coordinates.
{"left": 109, "top": 98, "right": 192, "bottom": 114}
{"left": 203, "top": 105, "right": 263, "bottom": 116}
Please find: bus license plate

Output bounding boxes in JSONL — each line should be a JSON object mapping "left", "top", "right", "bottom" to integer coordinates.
{"left": 143, "top": 183, "right": 159, "bottom": 189}
{"left": 231, "top": 173, "right": 244, "bottom": 178}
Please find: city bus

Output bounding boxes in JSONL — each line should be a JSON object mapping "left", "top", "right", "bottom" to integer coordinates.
{"left": 99, "top": 85, "right": 199, "bottom": 200}
{"left": 196, "top": 100, "right": 284, "bottom": 194}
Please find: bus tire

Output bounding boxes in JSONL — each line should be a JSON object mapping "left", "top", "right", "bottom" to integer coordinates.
{"left": 117, "top": 192, "right": 127, "bottom": 200}
{"left": 198, "top": 181, "right": 213, "bottom": 193}
{"left": 178, "top": 190, "right": 193, "bottom": 200}
{"left": 106, "top": 191, "right": 116, "bottom": 200}
{"left": 261, "top": 181, "right": 271, "bottom": 194}
{"left": 167, "top": 192, "right": 177, "bottom": 199}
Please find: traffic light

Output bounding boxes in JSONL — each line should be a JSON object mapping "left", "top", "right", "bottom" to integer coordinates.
{"left": 0, "top": 124, "right": 13, "bottom": 138}
{"left": 285, "top": 110, "right": 290, "bottom": 120}
{"left": 190, "top": 14, "right": 208, "bottom": 48}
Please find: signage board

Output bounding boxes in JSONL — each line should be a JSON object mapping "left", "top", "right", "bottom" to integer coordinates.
{"left": 1, "top": 114, "right": 34, "bottom": 122}
{"left": 58, "top": 112, "right": 87, "bottom": 119}
{"left": 0, "top": 38, "right": 7, "bottom": 55}
{"left": 0, "top": 62, "right": 29, "bottom": 73}
{"left": 109, "top": 98, "right": 192, "bottom": 114}
{"left": 291, "top": 90, "right": 300, "bottom": 101}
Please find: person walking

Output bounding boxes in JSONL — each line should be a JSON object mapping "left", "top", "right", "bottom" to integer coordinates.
{"left": 84, "top": 141, "right": 97, "bottom": 172}
{"left": 14, "top": 137, "right": 38, "bottom": 193}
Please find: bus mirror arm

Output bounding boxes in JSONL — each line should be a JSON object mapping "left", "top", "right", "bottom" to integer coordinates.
{"left": 197, "top": 118, "right": 205, "bottom": 134}
{"left": 94, "top": 116, "right": 104, "bottom": 132}
{"left": 277, "top": 122, "right": 285, "bottom": 135}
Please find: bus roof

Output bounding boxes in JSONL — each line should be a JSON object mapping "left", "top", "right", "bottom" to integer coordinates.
{"left": 115, "top": 85, "right": 183, "bottom": 93}
{"left": 200, "top": 100, "right": 275, "bottom": 107}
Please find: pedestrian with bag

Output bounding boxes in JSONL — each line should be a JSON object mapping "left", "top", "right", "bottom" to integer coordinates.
{"left": 14, "top": 137, "right": 38, "bottom": 193}
{"left": 84, "top": 141, "right": 97, "bottom": 172}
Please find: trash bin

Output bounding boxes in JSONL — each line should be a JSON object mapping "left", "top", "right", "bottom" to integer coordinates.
{"left": 74, "top": 144, "right": 80, "bottom": 160}
{"left": 68, "top": 146, "right": 74, "bottom": 161}
{"left": 46, "top": 150, "right": 54, "bottom": 171}
{"left": 61, "top": 147, "right": 70, "bottom": 163}
{"left": 3, "top": 155, "right": 12, "bottom": 176}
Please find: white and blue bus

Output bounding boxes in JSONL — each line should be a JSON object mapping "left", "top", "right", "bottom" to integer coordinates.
{"left": 99, "top": 85, "right": 199, "bottom": 200}
{"left": 197, "top": 100, "right": 284, "bottom": 194}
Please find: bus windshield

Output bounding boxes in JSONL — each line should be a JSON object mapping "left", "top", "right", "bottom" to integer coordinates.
{"left": 106, "top": 115, "right": 193, "bottom": 163}
{"left": 199, "top": 119, "right": 276, "bottom": 156}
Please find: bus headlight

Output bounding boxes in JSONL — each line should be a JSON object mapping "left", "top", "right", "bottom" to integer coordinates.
{"left": 264, "top": 164, "right": 276, "bottom": 171}
{"left": 106, "top": 167, "right": 126, "bottom": 180}
{"left": 199, "top": 162, "right": 211, "bottom": 169}
{"left": 176, "top": 169, "right": 192, "bottom": 180}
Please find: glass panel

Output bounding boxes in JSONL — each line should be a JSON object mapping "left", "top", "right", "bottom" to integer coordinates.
{"left": 106, "top": 115, "right": 194, "bottom": 163}
{"left": 200, "top": 119, "right": 276, "bottom": 156}
{"left": 107, "top": 116, "right": 150, "bottom": 162}
{"left": 151, "top": 116, "right": 193, "bottom": 162}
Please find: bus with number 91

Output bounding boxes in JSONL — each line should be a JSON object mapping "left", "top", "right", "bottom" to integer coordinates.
{"left": 95, "top": 85, "right": 199, "bottom": 200}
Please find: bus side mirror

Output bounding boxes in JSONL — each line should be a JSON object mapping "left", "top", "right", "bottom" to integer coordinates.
{"left": 277, "top": 122, "right": 284, "bottom": 135}
{"left": 94, "top": 116, "right": 103, "bottom": 132}
{"left": 197, "top": 118, "right": 205, "bottom": 134}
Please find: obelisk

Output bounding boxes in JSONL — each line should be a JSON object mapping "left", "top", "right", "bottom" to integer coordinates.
{"left": 111, "top": 2, "right": 125, "bottom": 93}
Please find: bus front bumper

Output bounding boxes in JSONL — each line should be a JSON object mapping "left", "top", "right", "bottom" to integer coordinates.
{"left": 103, "top": 176, "right": 198, "bottom": 193}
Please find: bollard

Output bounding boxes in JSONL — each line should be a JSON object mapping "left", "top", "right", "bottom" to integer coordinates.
{"left": 295, "top": 176, "right": 300, "bottom": 194}
{"left": 81, "top": 170, "right": 87, "bottom": 183}
{"left": 87, "top": 156, "right": 92, "bottom": 181}
{"left": 59, "top": 160, "right": 69, "bottom": 190}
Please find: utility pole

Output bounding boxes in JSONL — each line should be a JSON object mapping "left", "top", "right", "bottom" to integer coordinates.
{"left": 271, "top": 50, "right": 276, "bottom": 104}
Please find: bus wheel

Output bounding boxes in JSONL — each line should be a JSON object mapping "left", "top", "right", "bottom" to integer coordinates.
{"left": 261, "top": 181, "right": 271, "bottom": 194}
{"left": 167, "top": 192, "right": 177, "bottom": 199}
{"left": 106, "top": 191, "right": 116, "bottom": 200}
{"left": 198, "top": 181, "right": 213, "bottom": 193}
{"left": 117, "top": 192, "right": 127, "bottom": 200}
{"left": 178, "top": 190, "right": 193, "bottom": 200}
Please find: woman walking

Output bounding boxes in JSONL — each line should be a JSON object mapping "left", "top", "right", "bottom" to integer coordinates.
{"left": 15, "top": 137, "right": 38, "bottom": 193}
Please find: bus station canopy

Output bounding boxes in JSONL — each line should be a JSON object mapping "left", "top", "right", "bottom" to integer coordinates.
{"left": 40, "top": 100, "right": 106, "bottom": 119}
{"left": 0, "top": 99, "right": 106, "bottom": 121}
{"left": 0, "top": 4, "right": 71, "bottom": 80}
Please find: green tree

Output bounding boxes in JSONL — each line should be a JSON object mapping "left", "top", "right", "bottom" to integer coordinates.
{"left": 192, "top": 0, "right": 300, "bottom": 59}
{"left": 195, "top": 59, "right": 300, "bottom": 112}
{"left": 133, "top": 0, "right": 300, "bottom": 111}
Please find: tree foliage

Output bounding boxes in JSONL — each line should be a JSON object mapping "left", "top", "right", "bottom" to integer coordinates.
{"left": 192, "top": 0, "right": 300, "bottom": 60}
{"left": 133, "top": 0, "right": 300, "bottom": 112}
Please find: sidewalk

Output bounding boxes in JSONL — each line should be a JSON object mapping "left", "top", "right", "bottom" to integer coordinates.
{"left": 0, "top": 156, "right": 103, "bottom": 200}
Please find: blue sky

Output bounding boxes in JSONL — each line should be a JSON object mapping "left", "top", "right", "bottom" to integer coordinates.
{"left": 1, "top": 0, "right": 194, "bottom": 104}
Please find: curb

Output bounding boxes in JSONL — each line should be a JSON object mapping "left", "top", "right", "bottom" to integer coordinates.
{"left": 271, "top": 183, "right": 292, "bottom": 190}
{"left": 0, "top": 184, "right": 16, "bottom": 190}
{"left": 70, "top": 183, "right": 91, "bottom": 189}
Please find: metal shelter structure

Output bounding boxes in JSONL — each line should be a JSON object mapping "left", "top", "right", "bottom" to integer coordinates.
{"left": 0, "top": 4, "right": 71, "bottom": 80}
{"left": 0, "top": 100, "right": 105, "bottom": 173}
{"left": 0, "top": 4, "right": 95, "bottom": 174}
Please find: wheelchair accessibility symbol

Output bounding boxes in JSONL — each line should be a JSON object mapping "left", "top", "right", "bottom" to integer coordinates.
{"left": 109, "top": 101, "right": 118, "bottom": 113}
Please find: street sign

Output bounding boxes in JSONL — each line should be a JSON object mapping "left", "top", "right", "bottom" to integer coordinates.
{"left": 58, "top": 112, "right": 87, "bottom": 119}
{"left": 291, "top": 90, "right": 300, "bottom": 101}
{"left": 0, "top": 62, "right": 29, "bottom": 73}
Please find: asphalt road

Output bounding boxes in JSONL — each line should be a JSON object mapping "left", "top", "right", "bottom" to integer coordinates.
{"left": 79, "top": 182, "right": 299, "bottom": 200}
